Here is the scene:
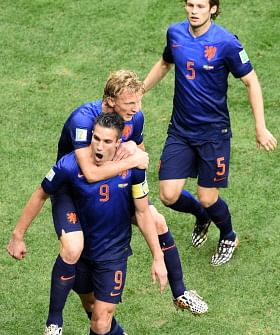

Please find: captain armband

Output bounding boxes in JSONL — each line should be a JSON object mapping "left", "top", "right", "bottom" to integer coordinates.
{"left": 132, "top": 179, "right": 149, "bottom": 199}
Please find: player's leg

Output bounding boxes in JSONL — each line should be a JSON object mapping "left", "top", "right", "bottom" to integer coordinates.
{"left": 74, "top": 258, "right": 127, "bottom": 335}
{"left": 149, "top": 204, "right": 208, "bottom": 314}
{"left": 196, "top": 139, "right": 239, "bottom": 265}
{"left": 45, "top": 188, "right": 84, "bottom": 335}
{"left": 159, "top": 134, "right": 209, "bottom": 225}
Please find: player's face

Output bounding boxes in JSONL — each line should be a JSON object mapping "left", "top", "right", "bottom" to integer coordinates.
{"left": 108, "top": 89, "right": 142, "bottom": 121}
{"left": 91, "top": 125, "right": 120, "bottom": 166}
{"left": 185, "top": 0, "right": 217, "bottom": 34}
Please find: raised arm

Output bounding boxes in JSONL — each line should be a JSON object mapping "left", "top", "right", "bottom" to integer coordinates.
{"left": 75, "top": 145, "right": 149, "bottom": 183}
{"left": 7, "top": 186, "right": 49, "bottom": 260}
{"left": 143, "top": 57, "right": 173, "bottom": 93}
{"left": 134, "top": 196, "right": 167, "bottom": 293}
{"left": 241, "top": 70, "right": 277, "bottom": 151}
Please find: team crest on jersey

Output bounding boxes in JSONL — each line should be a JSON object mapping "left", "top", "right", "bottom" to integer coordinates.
{"left": 204, "top": 46, "right": 217, "bottom": 61}
{"left": 119, "top": 170, "right": 129, "bottom": 179}
{"left": 66, "top": 212, "right": 78, "bottom": 224}
{"left": 75, "top": 128, "right": 87, "bottom": 142}
{"left": 122, "top": 125, "right": 133, "bottom": 140}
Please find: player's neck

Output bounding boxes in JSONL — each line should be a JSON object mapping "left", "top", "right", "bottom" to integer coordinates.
{"left": 189, "top": 20, "right": 212, "bottom": 38}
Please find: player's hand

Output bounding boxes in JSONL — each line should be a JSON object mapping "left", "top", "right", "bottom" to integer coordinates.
{"left": 113, "top": 141, "right": 137, "bottom": 161}
{"left": 132, "top": 149, "right": 149, "bottom": 169}
{"left": 256, "top": 127, "right": 277, "bottom": 151}
{"left": 151, "top": 258, "right": 168, "bottom": 294}
{"left": 6, "top": 236, "right": 27, "bottom": 260}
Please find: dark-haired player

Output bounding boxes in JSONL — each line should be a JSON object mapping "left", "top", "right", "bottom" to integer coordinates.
{"left": 144, "top": 0, "right": 277, "bottom": 266}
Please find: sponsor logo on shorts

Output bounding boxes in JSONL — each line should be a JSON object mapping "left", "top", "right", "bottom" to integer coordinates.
{"left": 110, "top": 292, "right": 121, "bottom": 297}
{"left": 214, "top": 176, "right": 226, "bottom": 182}
{"left": 60, "top": 275, "right": 75, "bottom": 281}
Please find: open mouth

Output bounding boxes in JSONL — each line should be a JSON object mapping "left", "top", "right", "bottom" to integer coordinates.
{"left": 95, "top": 153, "right": 103, "bottom": 159}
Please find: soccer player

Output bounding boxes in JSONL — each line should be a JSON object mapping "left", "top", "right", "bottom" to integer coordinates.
{"left": 7, "top": 112, "right": 168, "bottom": 335}
{"left": 143, "top": 0, "right": 277, "bottom": 266}
{"left": 7, "top": 70, "right": 208, "bottom": 334}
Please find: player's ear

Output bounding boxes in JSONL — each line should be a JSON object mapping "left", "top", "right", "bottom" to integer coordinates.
{"left": 106, "top": 97, "right": 115, "bottom": 108}
{"left": 210, "top": 5, "right": 217, "bottom": 15}
{"left": 116, "top": 139, "right": 121, "bottom": 148}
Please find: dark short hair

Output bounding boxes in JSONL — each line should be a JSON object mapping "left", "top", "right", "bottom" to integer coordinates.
{"left": 209, "top": 0, "right": 220, "bottom": 19}
{"left": 94, "top": 112, "right": 124, "bottom": 139}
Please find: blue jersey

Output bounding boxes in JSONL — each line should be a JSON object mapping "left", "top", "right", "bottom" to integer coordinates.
{"left": 57, "top": 100, "right": 144, "bottom": 161}
{"left": 42, "top": 153, "right": 149, "bottom": 262}
{"left": 163, "top": 21, "right": 253, "bottom": 140}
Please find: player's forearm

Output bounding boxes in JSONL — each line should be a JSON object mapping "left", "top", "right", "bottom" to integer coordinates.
{"left": 136, "top": 210, "right": 164, "bottom": 260}
{"left": 81, "top": 156, "right": 143, "bottom": 183}
{"left": 143, "top": 58, "right": 172, "bottom": 93}
{"left": 12, "top": 186, "right": 48, "bottom": 240}
{"left": 243, "top": 70, "right": 266, "bottom": 130}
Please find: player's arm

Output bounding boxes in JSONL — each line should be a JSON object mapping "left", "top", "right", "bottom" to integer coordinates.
{"left": 134, "top": 195, "right": 167, "bottom": 293}
{"left": 75, "top": 145, "right": 149, "bottom": 183}
{"left": 132, "top": 173, "right": 167, "bottom": 293}
{"left": 143, "top": 57, "right": 173, "bottom": 93}
{"left": 241, "top": 70, "right": 277, "bottom": 151}
{"left": 6, "top": 186, "right": 49, "bottom": 260}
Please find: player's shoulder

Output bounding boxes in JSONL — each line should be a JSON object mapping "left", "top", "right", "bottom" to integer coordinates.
{"left": 57, "top": 151, "right": 78, "bottom": 172}
{"left": 133, "top": 110, "right": 144, "bottom": 123}
{"left": 167, "top": 20, "right": 187, "bottom": 33}
{"left": 69, "top": 99, "right": 102, "bottom": 121}
{"left": 211, "top": 22, "right": 238, "bottom": 43}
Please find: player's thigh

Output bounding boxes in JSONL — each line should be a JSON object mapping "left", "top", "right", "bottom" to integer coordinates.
{"left": 73, "top": 258, "right": 94, "bottom": 295}
{"left": 92, "top": 259, "right": 128, "bottom": 305}
{"left": 197, "top": 139, "right": 231, "bottom": 189}
{"left": 51, "top": 185, "right": 83, "bottom": 237}
{"left": 159, "top": 134, "right": 197, "bottom": 181}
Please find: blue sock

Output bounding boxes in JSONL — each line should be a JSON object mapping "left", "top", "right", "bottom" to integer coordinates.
{"left": 46, "top": 255, "right": 76, "bottom": 327}
{"left": 88, "top": 317, "right": 124, "bottom": 335}
{"left": 110, "top": 317, "right": 125, "bottom": 334}
{"left": 158, "top": 230, "right": 186, "bottom": 298}
{"left": 168, "top": 190, "right": 209, "bottom": 223}
{"left": 205, "top": 197, "right": 235, "bottom": 241}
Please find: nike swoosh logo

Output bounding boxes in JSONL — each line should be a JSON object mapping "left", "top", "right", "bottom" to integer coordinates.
{"left": 78, "top": 173, "right": 84, "bottom": 178}
{"left": 60, "top": 275, "right": 75, "bottom": 281}
{"left": 110, "top": 292, "right": 121, "bottom": 297}
{"left": 214, "top": 177, "right": 226, "bottom": 182}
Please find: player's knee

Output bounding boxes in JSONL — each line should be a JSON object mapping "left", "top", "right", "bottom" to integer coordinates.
{"left": 198, "top": 193, "right": 218, "bottom": 208}
{"left": 159, "top": 188, "right": 179, "bottom": 206}
{"left": 91, "top": 313, "right": 112, "bottom": 334}
{"left": 154, "top": 212, "right": 168, "bottom": 234}
{"left": 60, "top": 231, "right": 84, "bottom": 263}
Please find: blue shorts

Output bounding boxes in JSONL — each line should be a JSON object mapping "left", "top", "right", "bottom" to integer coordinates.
{"left": 51, "top": 184, "right": 82, "bottom": 238}
{"left": 159, "top": 134, "right": 231, "bottom": 188}
{"left": 73, "top": 257, "right": 128, "bottom": 304}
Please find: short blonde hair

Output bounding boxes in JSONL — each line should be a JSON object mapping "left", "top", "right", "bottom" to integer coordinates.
{"left": 103, "top": 70, "right": 144, "bottom": 100}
